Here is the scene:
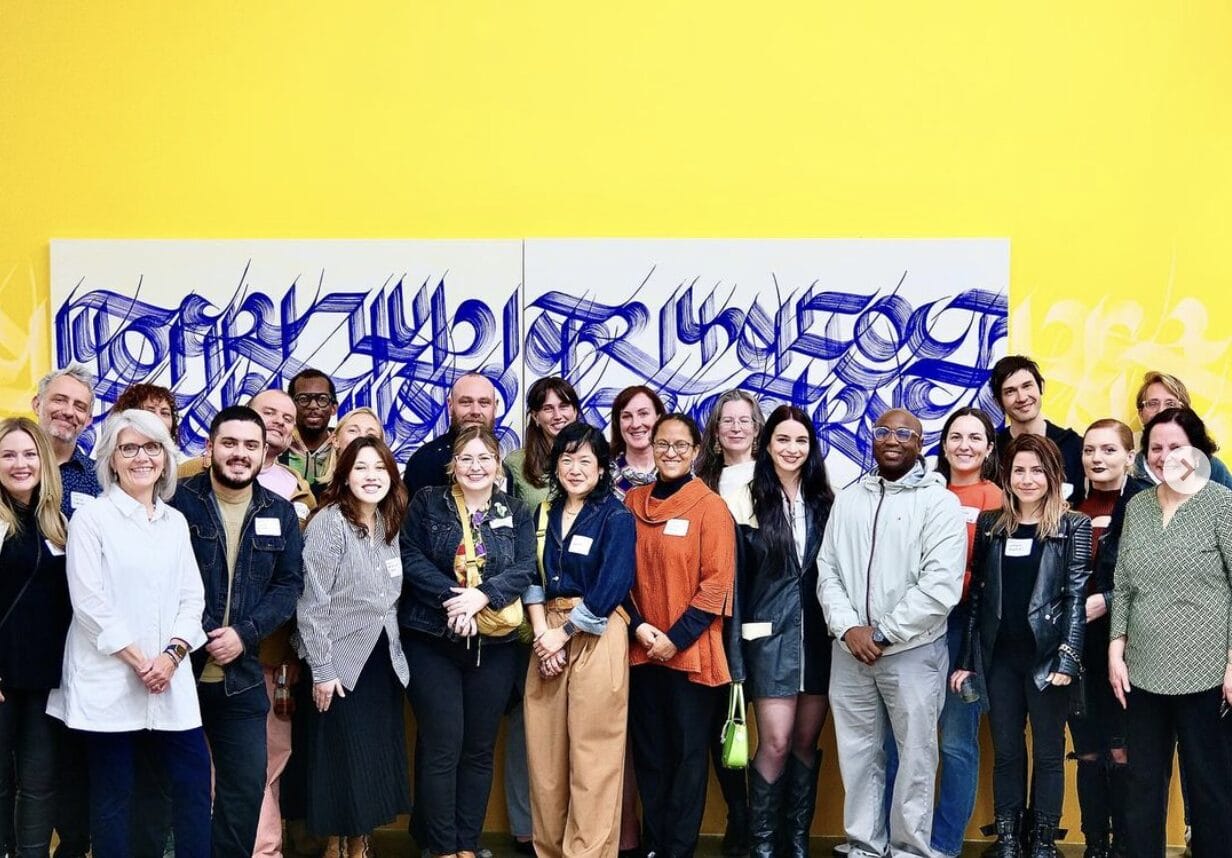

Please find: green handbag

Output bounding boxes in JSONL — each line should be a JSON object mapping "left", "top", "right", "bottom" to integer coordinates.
{"left": 719, "top": 682, "right": 748, "bottom": 769}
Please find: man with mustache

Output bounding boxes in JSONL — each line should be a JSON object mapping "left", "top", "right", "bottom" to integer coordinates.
{"left": 280, "top": 368, "right": 338, "bottom": 495}
{"left": 402, "top": 372, "right": 510, "bottom": 497}
{"left": 170, "top": 406, "right": 304, "bottom": 856}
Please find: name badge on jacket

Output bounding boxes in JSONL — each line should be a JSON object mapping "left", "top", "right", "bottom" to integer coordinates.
{"left": 71, "top": 491, "right": 94, "bottom": 510}
{"left": 569, "top": 535, "right": 593, "bottom": 555}
{"left": 664, "top": 518, "right": 689, "bottom": 537}
{"left": 46, "top": 538, "right": 66, "bottom": 557}
{"left": 254, "top": 517, "right": 281, "bottom": 536}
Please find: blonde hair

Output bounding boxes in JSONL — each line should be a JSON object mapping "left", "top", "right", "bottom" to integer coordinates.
{"left": 994, "top": 434, "right": 1068, "bottom": 539}
{"left": 321, "top": 408, "right": 386, "bottom": 484}
{"left": 0, "top": 418, "right": 69, "bottom": 550}
{"left": 445, "top": 424, "right": 502, "bottom": 480}
{"left": 1135, "top": 371, "right": 1191, "bottom": 410}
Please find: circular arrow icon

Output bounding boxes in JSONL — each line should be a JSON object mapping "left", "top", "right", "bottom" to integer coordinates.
{"left": 1162, "top": 446, "right": 1211, "bottom": 496}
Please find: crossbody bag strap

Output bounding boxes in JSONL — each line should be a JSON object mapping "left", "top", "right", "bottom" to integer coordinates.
{"left": 450, "top": 485, "right": 481, "bottom": 589}
{"left": 535, "top": 501, "right": 549, "bottom": 588}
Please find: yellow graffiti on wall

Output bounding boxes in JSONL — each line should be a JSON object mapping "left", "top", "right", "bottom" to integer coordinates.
{"left": 0, "top": 261, "right": 50, "bottom": 415}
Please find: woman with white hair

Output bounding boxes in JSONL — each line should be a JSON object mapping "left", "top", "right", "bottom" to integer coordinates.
{"left": 45, "top": 409, "right": 210, "bottom": 858}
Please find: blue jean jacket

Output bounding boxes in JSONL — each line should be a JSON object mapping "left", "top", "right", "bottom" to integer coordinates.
{"left": 171, "top": 472, "right": 305, "bottom": 695}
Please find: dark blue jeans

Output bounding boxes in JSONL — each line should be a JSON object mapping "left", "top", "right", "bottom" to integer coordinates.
{"left": 84, "top": 727, "right": 211, "bottom": 858}
{"left": 199, "top": 681, "right": 269, "bottom": 857}
{"left": 0, "top": 688, "right": 59, "bottom": 857}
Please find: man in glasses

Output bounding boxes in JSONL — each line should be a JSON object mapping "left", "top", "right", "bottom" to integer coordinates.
{"left": 990, "top": 355, "right": 1085, "bottom": 505}
{"left": 818, "top": 408, "right": 966, "bottom": 858}
{"left": 280, "top": 368, "right": 338, "bottom": 493}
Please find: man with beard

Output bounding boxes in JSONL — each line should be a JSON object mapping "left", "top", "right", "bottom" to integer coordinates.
{"left": 30, "top": 363, "right": 99, "bottom": 858}
{"left": 32, "top": 363, "right": 101, "bottom": 521}
{"left": 280, "top": 368, "right": 338, "bottom": 494}
{"left": 991, "top": 354, "right": 1085, "bottom": 506}
{"left": 402, "top": 372, "right": 511, "bottom": 497}
{"left": 817, "top": 409, "right": 967, "bottom": 858}
{"left": 170, "top": 406, "right": 304, "bottom": 855}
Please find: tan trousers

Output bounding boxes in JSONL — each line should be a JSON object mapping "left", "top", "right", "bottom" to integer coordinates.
{"left": 254, "top": 665, "right": 294, "bottom": 857}
{"left": 525, "top": 603, "right": 629, "bottom": 858}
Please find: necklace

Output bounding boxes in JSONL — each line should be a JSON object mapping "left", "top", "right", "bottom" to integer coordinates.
{"left": 563, "top": 506, "right": 583, "bottom": 517}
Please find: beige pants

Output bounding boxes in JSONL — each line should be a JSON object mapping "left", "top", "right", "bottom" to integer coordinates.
{"left": 254, "top": 665, "right": 294, "bottom": 857}
{"left": 525, "top": 603, "right": 630, "bottom": 858}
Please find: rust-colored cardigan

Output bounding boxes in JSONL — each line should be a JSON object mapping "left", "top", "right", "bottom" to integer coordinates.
{"left": 625, "top": 479, "right": 736, "bottom": 687}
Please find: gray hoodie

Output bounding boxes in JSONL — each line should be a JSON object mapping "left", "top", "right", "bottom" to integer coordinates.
{"left": 816, "top": 458, "right": 967, "bottom": 656}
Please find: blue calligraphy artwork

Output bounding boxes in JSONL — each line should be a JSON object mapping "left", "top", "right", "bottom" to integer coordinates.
{"left": 53, "top": 244, "right": 1007, "bottom": 482}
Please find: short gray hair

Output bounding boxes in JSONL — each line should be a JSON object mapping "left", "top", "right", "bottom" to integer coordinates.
{"left": 94, "top": 409, "right": 179, "bottom": 501}
{"left": 36, "top": 362, "right": 98, "bottom": 405}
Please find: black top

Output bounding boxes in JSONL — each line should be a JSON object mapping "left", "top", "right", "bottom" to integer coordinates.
{"left": 0, "top": 500, "right": 71, "bottom": 690}
{"left": 997, "top": 523, "right": 1041, "bottom": 648}
{"left": 996, "top": 421, "right": 1086, "bottom": 507}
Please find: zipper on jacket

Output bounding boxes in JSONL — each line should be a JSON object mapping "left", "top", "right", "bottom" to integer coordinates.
{"left": 865, "top": 482, "right": 887, "bottom": 628}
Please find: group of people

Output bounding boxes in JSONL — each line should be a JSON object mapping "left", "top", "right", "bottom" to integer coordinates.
{"left": 0, "top": 356, "right": 1229, "bottom": 858}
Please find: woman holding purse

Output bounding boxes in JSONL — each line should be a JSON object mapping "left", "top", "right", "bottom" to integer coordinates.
{"left": 951, "top": 433, "right": 1091, "bottom": 858}
{"left": 724, "top": 405, "right": 833, "bottom": 858}
{"left": 399, "top": 424, "right": 537, "bottom": 858}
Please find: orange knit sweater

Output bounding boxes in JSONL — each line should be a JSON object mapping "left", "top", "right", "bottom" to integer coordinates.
{"left": 625, "top": 479, "right": 736, "bottom": 687}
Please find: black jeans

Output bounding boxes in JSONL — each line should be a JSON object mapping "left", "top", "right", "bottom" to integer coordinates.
{"left": 53, "top": 723, "right": 90, "bottom": 857}
{"left": 0, "top": 688, "right": 58, "bottom": 857}
{"left": 629, "top": 665, "right": 724, "bottom": 858}
{"left": 986, "top": 642, "right": 1069, "bottom": 817}
{"left": 403, "top": 632, "right": 516, "bottom": 854}
{"left": 1124, "top": 685, "right": 1232, "bottom": 858}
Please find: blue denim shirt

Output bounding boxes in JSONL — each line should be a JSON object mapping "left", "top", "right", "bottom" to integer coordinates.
{"left": 399, "top": 485, "right": 536, "bottom": 641}
{"left": 523, "top": 492, "right": 636, "bottom": 635}
{"left": 170, "top": 472, "right": 305, "bottom": 695}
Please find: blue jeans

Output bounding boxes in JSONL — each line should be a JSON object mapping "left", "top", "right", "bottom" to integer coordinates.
{"left": 84, "top": 727, "right": 211, "bottom": 858}
{"left": 199, "top": 681, "right": 269, "bottom": 857}
{"left": 884, "top": 613, "right": 982, "bottom": 856}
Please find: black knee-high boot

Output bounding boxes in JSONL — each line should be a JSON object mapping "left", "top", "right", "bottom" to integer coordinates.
{"left": 748, "top": 768, "right": 785, "bottom": 858}
{"left": 783, "top": 751, "right": 821, "bottom": 858}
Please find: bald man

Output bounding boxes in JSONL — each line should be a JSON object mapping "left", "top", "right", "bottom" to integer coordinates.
{"left": 817, "top": 409, "right": 967, "bottom": 858}
{"left": 401, "top": 372, "right": 509, "bottom": 498}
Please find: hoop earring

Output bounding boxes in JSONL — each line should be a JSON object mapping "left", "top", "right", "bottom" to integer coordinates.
{"left": 751, "top": 437, "right": 759, "bottom": 456}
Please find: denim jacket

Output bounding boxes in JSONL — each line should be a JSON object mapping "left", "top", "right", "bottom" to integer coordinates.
{"left": 398, "top": 484, "right": 536, "bottom": 642}
{"left": 171, "top": 472, "right": 305, "bottom": 695}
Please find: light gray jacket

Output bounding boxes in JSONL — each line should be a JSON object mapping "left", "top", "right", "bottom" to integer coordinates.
{"left": 816, "top": 459, "right": 967, "bottom": 656}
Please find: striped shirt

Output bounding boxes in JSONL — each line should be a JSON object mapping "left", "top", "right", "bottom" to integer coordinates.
{"left": 296, "top": 504, "right": 409, "bottom": 690}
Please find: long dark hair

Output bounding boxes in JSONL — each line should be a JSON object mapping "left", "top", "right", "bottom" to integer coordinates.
{"left": 544, "top": 423, "right": 614, "bottom": 505}
{"left": 935, "top": 407, "right": 999, "bottom": 483}
{"left": 314, "top": 437, "right": 408, "bottom": 544}
{"left": 521, "top": 377, "right": 581, "bottom": 490}
{"left": 751, "top": 405, "right": 833, "bottom": 574}
{"left": 610, "top": 385, "right": 666, "bottom": 459}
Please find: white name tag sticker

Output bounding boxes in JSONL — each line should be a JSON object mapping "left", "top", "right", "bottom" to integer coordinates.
{"left": 254, "top": 517, "right": 281, "bottom": 536}
{"left": 293, "top": 501, "right": 309, "bottom": 521}
{"left": 961, "top": 506, "right": 981, "bottom": 524}
{"left": 741, "top": 622, "right": 772, "bottom": 641}
{"left": 569, "top": 535, "right": 593, "bottom": 555}
{"left": 490, "top": 517, "right": 513, "bottom": 530}
{"left": 664, "top": 518, "right": 690, "bottom": 537}
{"left": 1061, "top": 482, "right": 1074, "bottom": 500}
{"left": 45, "top": 538, "right": 66, "bottom": 556}
{"left": 71, "top": 491, "right": 93, "bottom": 510}
{"left": 1090, "top": 515, "right": 1112, "bottom": 529}
{"left": 385, "top": 557, "right": 402, "bottom": 578}
{"left": 0, "top": 521, "right": 8, "bottom": 542}
{"left": 1005, "top": 538, "right": 1033, "bottom": 558}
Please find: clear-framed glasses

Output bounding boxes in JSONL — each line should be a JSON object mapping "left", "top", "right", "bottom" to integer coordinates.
{"left": 117, "top": 441, "right": 164, "bottom": 459}
{"left": 292, "top": 393, "right": 334, "bottom": 407}
{"left": 652, "top": 440, "right": 696, "bottom": 455}
{"left": 718, "top": 417, "right": 755, "bottom": 429}
{"left": 1140, "top": 398, "right": 1181, "bottom": 411}
{"left": 455, "top": 454, "right": 497, "bottom": 469}
{"left": 872, "top": 426, "right": 920, "bottom": 443}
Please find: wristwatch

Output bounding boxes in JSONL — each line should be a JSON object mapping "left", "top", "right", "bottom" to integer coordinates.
{"left": 165, "top": 641, "right": 190, "bottom": 661}
{"left": 871, "top": 627, "right": 889, "bottom": 648}
{"left": 561, "top": 621, "right": 578, "bottom": 638}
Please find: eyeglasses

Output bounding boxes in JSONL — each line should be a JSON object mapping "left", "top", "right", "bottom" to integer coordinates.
{"left": 1139, "top": 398, "right": 1181, "bottom": 411}
{"left": 718, "top": 417, "right": 755, "bottom": 429}
{"left": 652, "top": 440, "right": 696, "bottom": 455}
{"left": 292, "top": 393, "right": 334, "bottom": 407}
{"left": 117, "top": 442, "right": 164, "bottom": 459}
{"left": 872, "top": 427, "right": 921, "bottom": 443}
{"left": 455, "top": 454, "right": 497, "bottom": 468}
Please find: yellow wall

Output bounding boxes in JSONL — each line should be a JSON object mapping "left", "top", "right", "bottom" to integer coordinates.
{"left": 4, "top": 1, "right": 1228, "bottom": 845}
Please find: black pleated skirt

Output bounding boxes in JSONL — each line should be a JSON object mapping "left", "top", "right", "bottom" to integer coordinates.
{"left": 303, "top": 633, "right": 409, "bottom": 836}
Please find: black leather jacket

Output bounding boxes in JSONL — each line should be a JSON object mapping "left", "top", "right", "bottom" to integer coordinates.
{"left": 958, "top": 509, "right": 1092, "bottom": 689}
